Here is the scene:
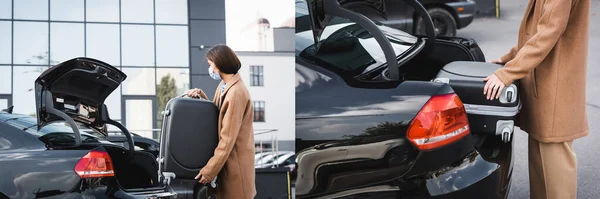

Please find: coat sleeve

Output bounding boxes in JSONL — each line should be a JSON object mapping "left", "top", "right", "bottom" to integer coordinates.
{"left": 500, "top": 44, "right": 519, "bottom": 63}
{"left": 494, "top": 0, "right": 573, "bottom": 86}
{"left": 199, "top": 91, "right": 246, "bottom": 180}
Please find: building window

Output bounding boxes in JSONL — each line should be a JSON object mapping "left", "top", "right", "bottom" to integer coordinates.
{"left": 250, "top": 65, "right": 264, "bottom": 86}
{"left": 253, "top": 101, "right": 265, "bottom": 122}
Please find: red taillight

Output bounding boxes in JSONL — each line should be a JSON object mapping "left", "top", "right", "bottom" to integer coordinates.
{"left": 74, "top": 150, "right": 115, "bottom": 178}
{"left": 407, "top": 93, "right": 470, "bottom": 150}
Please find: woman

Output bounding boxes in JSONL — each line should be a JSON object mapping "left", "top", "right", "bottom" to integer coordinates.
{"left": 483, "top": 0, "right": 589, "bottom": 198}
{"left": 187, "top": 44, "right": 256, "bottom": 199}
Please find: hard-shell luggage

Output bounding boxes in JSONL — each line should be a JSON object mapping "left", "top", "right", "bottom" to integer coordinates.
{"left": 158, "top": 97, "right": 219, "bottom": 179}
{"left": 438, "top": 36, "right": 486, "bottom": 62}
{"left": 433, "top": 61, "right": 521, "bottom": 142}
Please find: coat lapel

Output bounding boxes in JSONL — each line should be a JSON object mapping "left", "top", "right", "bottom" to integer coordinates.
{"left": 217, "top": 73, "right": 242, "bottom": 109}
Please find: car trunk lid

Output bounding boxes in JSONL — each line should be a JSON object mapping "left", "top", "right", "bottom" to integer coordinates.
{"left": 34, "top": 57, "right": 126, "bottom": 144}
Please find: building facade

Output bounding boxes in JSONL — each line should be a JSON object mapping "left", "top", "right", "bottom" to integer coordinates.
{"left": 0, "top": 0, "right": 294, "bottom": 151}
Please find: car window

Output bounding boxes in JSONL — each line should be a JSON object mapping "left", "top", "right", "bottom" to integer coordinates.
{"left": 266, "top": 154, "right": 287, "bottom": 164}
{"left": 284, "top": 155, "right": 296, "bottom": 164}
{"left": 2, "top": 116, "right": 107, "bottom": 141}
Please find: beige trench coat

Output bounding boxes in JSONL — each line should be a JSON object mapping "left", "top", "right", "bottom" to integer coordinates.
{"left": 198, "top": 73, "right": 256, "bottom": 198}
{"left": 494, "top": 0, "right": 590, "bottom": 142}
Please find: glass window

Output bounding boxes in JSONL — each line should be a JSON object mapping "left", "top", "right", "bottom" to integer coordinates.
{"left": 13, "top": 22, "right": 49, "bottom": 65}
{"left": 121, "top": 25, "right": 155, "bottom": 66}
{"left": 0, "top": 99, "right": 7, "bottom": 110}
{"left": 86, "top": 0, "right": 119, "bottom": 22}
{"left": 14, "top": 0, "right": 48, "bottom": 20}
{"left": 86, "top": 24, "right": 120, "bottom": 66}
{"left": 105, "top": 85, "right": 121, "bottom": 121}
{"left": 156, "top": 26, "right": 188, "bottom": 67}
{"left": 155, "top": 0, "right": 187, "bottom": 24}
{"left": 121, "top": 0, "right": 154, "bottom": 24}
{"left": 12, "top": 66, "right": 48, "bottom": 116}
{"left": 250, "top": 65, "right": 264, "bottom": 86}
{"left": 0, "top": 22, "right": 11, "bottom": 64}
{"left": 125, "top": 99, "right": 154, "bottom": 138}
{"left": 121, "top": 68, "right": 156, "bottom": 95}
{"left": 51, "top": 0, "right": 84, "bottom": 21}
{"left": 157, "top": 68, "right": 189, "bottom": 98}
{"left": 0, "top": 0, "right": 11, "bottom": 19}
{"left": 0, "top": 67, "right": 11, "bottom": 94}
{"left": 50, "top": 23, "right": 84, "bottom": 64}
{"left": 156, "top": 68, "right": 189, "bottom": 127}
{"left": 253, "top": 101, "right": 265, "bottom": 122}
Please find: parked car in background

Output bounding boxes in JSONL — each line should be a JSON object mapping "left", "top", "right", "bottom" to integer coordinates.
{"left": 295, "top": 0, "right": 475, "bottom": 37}
{"left": 255, "top": 151, "right": 296, "bottom": 169}
{"left": 255, "top": 151, "right": 274, "bottom": 164}
{"left": 255, "top": 151, "right": 295, "bottom": 167}
{"left": 295, "top": 0, "right": 513, "bottom": 198}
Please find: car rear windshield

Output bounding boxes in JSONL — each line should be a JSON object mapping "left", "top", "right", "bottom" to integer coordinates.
{"left": 1, "top": 114, "right": 106, "bottom": 140}
{"left": 298, "top": 19, "right": 419, "bottom": 77}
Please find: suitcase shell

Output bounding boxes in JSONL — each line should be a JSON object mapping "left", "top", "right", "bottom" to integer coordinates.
{"left": 158, "top": 97, "right": 219, "bottom": 179}
{"left": 433, "top": 61, "right": 521, "bottom": 137}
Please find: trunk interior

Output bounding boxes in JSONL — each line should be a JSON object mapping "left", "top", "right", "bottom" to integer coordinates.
{"left": 104, "top": 145, "right": 162, "bottom": 190}
{"left": 402, "top": 38, "right": 481, "bottom": 81}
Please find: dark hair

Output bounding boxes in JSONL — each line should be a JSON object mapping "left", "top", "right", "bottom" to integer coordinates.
{"left": 206, "top": 44, "right": 241, "bottom": 74}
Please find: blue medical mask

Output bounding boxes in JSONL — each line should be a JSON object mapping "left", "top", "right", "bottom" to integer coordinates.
{"left": 208, "top": 67, "right": 222, "bottom": 81}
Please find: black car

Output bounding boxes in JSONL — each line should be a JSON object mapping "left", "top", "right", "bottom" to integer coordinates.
{"left": 295, "top": 0, "right": 513, "bottom": 198}
{"left": 0, "top": 58, "right": 211, "bottom": 199}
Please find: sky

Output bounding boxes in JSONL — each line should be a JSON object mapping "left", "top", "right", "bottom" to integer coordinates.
{"left": 225, "top": 0, "right": 295, "bottom": 51}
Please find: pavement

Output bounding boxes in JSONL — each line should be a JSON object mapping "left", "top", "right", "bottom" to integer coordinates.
{"left": 457, "top": 0, "right": 600, "bottom": 198}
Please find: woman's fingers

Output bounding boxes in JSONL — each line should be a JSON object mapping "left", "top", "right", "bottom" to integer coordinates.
{"left": 486, "top": 80, "right": 495, "bottom": 99}
{"left": 483, "top": 79, "right": 490, "bottom": 95}
{"left": 496, "top": 84, "right": 505, "bottom": 99}
{"left": 490, "top": 81, "right": 500, "bottom": 100}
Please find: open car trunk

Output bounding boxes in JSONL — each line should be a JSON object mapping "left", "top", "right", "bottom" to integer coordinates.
{"left": 104, "top": 145, "right": 162, "bottom": 190}
{"left": 32, "top": 57, "right": 169, "bottom": 191}
{"left": 33, "top": 57, "right": 221, "bottom": 192}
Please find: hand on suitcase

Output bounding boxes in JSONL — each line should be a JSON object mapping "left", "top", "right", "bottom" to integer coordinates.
{"left": 489, "top": 58, "right": 504, "bottom": 64}
{"left": 483, "top": 74, "right": 506, "bottom": 100}
{"left": 186, "top": 88, "right": 208, "bottom": 99}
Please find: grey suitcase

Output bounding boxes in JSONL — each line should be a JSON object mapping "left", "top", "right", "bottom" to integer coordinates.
{"left": 158, "top": 96, "right": 219, "bottom": 180}
{"left": 433, "top": 61, "right": 521, "bottom": 142}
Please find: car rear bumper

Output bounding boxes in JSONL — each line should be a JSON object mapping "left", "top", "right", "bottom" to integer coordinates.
{"left": 414, "top": 150, "right": 511, "bottom": 199}
{"left": 445, "top": 1, "right": 476, "bottom": 29}
{"left": 62, "top": 186, "right": 178, "bottom": 199}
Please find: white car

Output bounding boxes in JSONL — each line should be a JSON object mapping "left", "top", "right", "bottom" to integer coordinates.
{"left": 255, "top": 151, "right": 295, "bottom": 167}
{"left": 255, "top": 151, "right": 275, "bottom": 164}
{"left": 256, "top": 152, "right": 296, "bottom": 169}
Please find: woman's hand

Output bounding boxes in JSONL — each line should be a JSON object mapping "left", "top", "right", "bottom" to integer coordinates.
{"left": 489, "top": 58, "right": 504, "bottom": 64}
{"left": 186, "top": 88, "right": 207, "bottom": 99}
{"left": 483, "top": 74, "right": 506, "bottom": 100}
{"left": 195, "top": 173, "right": 211, "bottom": 184}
